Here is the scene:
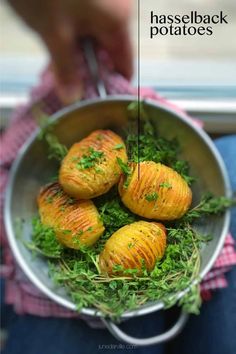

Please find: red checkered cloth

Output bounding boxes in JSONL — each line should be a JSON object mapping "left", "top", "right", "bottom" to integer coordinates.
{"left": 0, "top": 51, "right": 236, "bottom": 323}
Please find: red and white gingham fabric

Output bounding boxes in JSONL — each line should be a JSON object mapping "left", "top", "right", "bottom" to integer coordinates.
{"left": 0, "top": 51, "right": 236, "bottom": 321}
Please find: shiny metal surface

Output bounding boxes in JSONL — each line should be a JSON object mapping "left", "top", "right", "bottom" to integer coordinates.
{"left": 102, "top": 311, "right": 189, "bottom": 346}
{"left": 4, "top": 95, "right": 231, "bottom": 321}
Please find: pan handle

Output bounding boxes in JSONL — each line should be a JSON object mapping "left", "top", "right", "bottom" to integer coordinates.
{"left": 83, "top": 39, "right": 107, "bottom": 99}
{"left": 101, "top": 311, "right": 188, "bottom": 347}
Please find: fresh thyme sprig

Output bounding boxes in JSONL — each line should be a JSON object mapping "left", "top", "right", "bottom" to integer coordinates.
{"left": 181, "top": 193, "right": 235, "bottom": 224}
{"left": 30, "top": 218, "right": 63, "bottom": 258}
{"left": 35, "top": 112, "right": 68, "bottom": 161}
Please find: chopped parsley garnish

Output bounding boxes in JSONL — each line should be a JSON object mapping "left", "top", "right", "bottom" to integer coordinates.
{"left": 63, "top": 230, "right": 71, "bottom": 235}
{"left": 145, "top": 192, "right": 158, "bottom": 202}
{"left": 127, "top": 242, "right": 134, "bottom": 249}
{"left": 159, "top": 182, "right": 172, "bottom": 189}
{"left": 95, "top": 166, "right": 103, "bottom": 174}
{"left": 96, "top": 134, "right": 104, "bottom": 141}
{"left": 45, "top": 196, "right": 54, "bottom": 204}
{"left": 76, "top": 148, "right": 104, "bottom": 170}
{"left": 113, "top": 144, "right": 124, "bottom": 150}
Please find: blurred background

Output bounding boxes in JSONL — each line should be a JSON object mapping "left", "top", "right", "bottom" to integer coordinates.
{"left": 0, "top": 0, "right": 236, "bottom": 132}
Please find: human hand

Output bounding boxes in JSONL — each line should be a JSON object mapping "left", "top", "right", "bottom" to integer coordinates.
{"left": 8, "top": 0, "right": 133, "bottom": 103}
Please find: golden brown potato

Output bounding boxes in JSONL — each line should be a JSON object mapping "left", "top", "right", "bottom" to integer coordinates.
{"left": 59, "top": 130, "right": 127, "bottom": 199}
{"left": 99, "top": 221, "right": 167, "bottom": 275}
{"left": 119, "top": 161, "right": 192, "bottom": 220}
{"left": 37, "top": 182, "right": 104, "bottom": 249}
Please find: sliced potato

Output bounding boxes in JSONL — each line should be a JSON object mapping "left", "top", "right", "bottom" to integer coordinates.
{"left": 99, "top": 221, "right": 167, "bottom": 275}
{"left": 119, "top": 161, "right": 192, "bottom": 220}
{"left": 37, "top": 182, "right": 104, "bottom": 249}
{"left": 59, "top": 130, "right": 127, "bottom": 199}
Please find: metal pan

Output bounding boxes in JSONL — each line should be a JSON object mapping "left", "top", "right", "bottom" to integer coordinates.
{"left": 4, "top": 43, "right": 231, "bottom": 346}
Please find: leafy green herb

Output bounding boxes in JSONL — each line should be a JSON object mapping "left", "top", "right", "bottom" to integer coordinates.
{"left": 96, "top": 134, "right": 104, "bottom": 141}
{"left": 45, "top": 196, "right": 54, "bottom": 204}
{"left": 172, "top": 161, "right": 195, "bottom": 185}
{"left": 43, "top": 134, "right": 68, "bottom": 161}
{"left": 95, "top": 166, "right": 103, "bottom": 174}
{"left": 113, "top": 144, "right": 124, "bottom": 150}
{"left": 159, "top": 182, "right": 172, "bottom": 189}
{"left": 127, "top": 242, "right": 134, "bottom": 249}
{"left": 116, "top": 157, "right": 131, "bottom": 176}
{"left": 37, "top": 116, "right": 68, "bottom": 162}
{"left": 76, "top": 148, "right": 104, "bottom": 170}
{"left": 181, "top": 193, "right": 236, "bottom": 224}
{"left": 29, "top": 218, "right": 63, "bottom": 258}
{"left": 94, "top": 188, "right": 137, "bottom": 252}
{"left": 145, "top": 192, "right": 158, "bottom": 202}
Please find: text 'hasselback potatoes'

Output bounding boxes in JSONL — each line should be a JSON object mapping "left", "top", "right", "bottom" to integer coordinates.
{"left": 37, "top": 182, "right": 104, "bottom": 249}
{"left": 119, "top": 161, "right": 192, "bottom": 220}
{"left": 99, "top": 221, "right": 167, "bottom": 275}
{"left": 59, "top": 130, "right": 128, "bottom": 199}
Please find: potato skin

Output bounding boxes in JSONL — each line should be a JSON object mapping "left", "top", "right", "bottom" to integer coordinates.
{"left": 119, "top": 161, "right": 192, "bottom": 220}
{"left": 59, "top": 130, "right": 127, "bottom": 199}
{"left": 37, "top": 182, "right": 104, "bottom": 249}
{"left": 99, "top": 221, "right": 167, "bottom": 275}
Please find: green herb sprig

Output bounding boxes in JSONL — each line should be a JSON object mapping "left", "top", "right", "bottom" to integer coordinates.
{"left": 182, "top": 193, "right": 235, "bottom": 224}
{"left": 27, "top": 218, "right": 63, "bottom": 258}
{"left": 76, "top": 148, "right": 104, "bottom": 170}
{"left": 37, "top": 115, "right": 68, "bottom": 161}
{"left": 145, "top": 192, "right": 158, "bottom": 202}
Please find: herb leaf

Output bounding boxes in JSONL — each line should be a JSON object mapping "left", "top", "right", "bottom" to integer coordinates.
{"left": 37, "top": 116, "right": 68, "bottom": 161}
{"left": 76, "top": 148, "right": 104, "bottom": 170}
{"left": 181, "top": 193, "right": 236, "bottom": 224}
{"left": 116, "top": 157, "right": 131, "bottom": 176}
{"left": 145, "top": 192, "right": 158, "bottom": 202}
{"left": 30, "top": 218, "right": 63, "bottom": 258}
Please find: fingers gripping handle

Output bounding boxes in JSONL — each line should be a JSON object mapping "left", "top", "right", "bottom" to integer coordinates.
{"left": 102, "top": 311, "right": 189, "bottom": 347}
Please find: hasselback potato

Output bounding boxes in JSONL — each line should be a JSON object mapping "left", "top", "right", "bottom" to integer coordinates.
{"left": 119, "top": 161, "right": 192, "bottom": 220}
{"left": 99, "top": 221, "right": 167, "bottom": 275}
{"left": 59, "top": 130, "right": 127, "bottom": 199}
{"left": 37, "top": 182, "right": 104, "bottom": 249}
